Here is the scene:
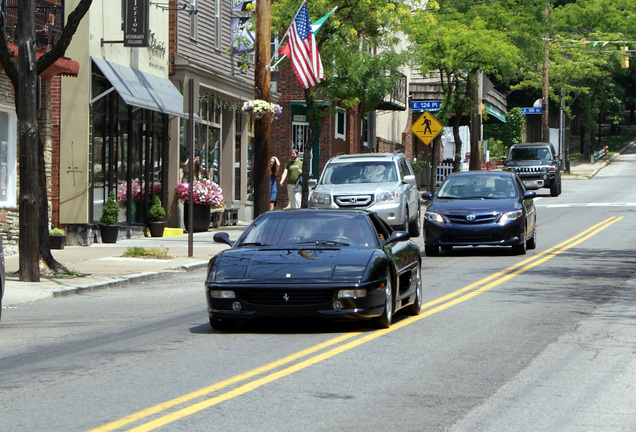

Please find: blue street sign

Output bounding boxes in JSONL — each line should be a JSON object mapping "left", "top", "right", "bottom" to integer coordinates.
{"left": 522, "top": 107, "right": 542, "bottom": 114}
{"left": 411, "top": 101, "right": 440, "bottom": 111}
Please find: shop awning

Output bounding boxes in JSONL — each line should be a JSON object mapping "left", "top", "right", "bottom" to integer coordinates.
{"left": 91, "top": 57, "right": 187, "bottom": 118}
{"left": 3, "top": 42, "right": 80, "bottom": 80}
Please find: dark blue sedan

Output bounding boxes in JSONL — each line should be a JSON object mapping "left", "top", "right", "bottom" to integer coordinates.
{"left": 421, "top": 171, "right": 536, "bottom": 256}
{"left": 206, "top": 209, "right": 422, "bottom": 330}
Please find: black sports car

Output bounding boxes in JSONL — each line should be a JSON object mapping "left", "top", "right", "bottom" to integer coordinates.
{"left": 421, "top": 171, "right": 537, "bottom": 256}
{"left": 205, "top": 209, "right": 422, "bottom": 329}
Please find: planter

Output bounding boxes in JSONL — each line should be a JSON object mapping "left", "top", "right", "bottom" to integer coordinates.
{"left": 99, "top": 224, "right": 119, "bottom": 243}
{"left": 183, "top": 203, "right": 211, "bottom": 233}
{"left": 147, "top": 221, "right": 167, "bottom": 237}
{"left": 50, "top": 234, "right": 66, "bottom": 250}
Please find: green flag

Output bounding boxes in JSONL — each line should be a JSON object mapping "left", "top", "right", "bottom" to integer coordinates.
{"left": 311, "top": 7, "right": 337, "bottom": 34}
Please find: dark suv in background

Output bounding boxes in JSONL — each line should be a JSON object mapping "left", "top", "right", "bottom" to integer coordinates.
{"left": 504, "top": 142, "right": 562, "bottom": 196}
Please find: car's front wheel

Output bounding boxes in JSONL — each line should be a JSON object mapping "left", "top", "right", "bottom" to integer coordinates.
{"left": 408, "top": 206, "right": 421, "bottom": 237}
{"left": 373, "top": 270, "right": 394, "bottom": 329}
{"left": 404, "top": 263, "right": 422, "bottom": 316}
{"left": 512, "top": 227, "right": 527, "bottom": 255}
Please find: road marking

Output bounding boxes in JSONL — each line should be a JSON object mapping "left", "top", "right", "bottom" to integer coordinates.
{"left": 536, "top": 203, "right": 636, "bottom": 208}
{"left": 87, "top": 216, "right": 622, "bottom": 432}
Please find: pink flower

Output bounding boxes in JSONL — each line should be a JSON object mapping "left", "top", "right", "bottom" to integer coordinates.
{"left": 174, "top": 178, "right": 224, "bottom": 208}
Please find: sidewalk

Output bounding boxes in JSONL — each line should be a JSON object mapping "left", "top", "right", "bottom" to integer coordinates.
{"left": 3, "top": 223, "right": 248, "bottom": 307}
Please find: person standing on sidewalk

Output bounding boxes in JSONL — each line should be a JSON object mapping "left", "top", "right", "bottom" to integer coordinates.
{"left": 280, "top": 149, "right": 303, "bottom": 208}
{"left": 269, "top": 156, "right": 280, "bottom": 210}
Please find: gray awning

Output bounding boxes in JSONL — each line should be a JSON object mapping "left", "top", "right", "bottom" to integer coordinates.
{"left": 91, "top": 57, "right": 187, "bottom": 118}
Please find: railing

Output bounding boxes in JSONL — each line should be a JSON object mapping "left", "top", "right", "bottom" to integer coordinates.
{"left": 2, "top": 0, "right": 64, "bottom": 51}
{"left": 436, "top": 162, "right": 453, "bottom": 187}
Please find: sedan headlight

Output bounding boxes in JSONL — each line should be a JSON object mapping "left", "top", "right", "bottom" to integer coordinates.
{"left": 498, "top": 210, "right": 523, "bottom": 224}
{"left": 424, "top": 211, "right": 446, "bottom": 223}
{"left": 310, "top": 192, "right": 331, "bottom": 205}
{"left": 376, "top": 190, "right": 399, "bottom": 203}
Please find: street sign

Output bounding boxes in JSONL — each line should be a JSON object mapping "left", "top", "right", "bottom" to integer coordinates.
{"left": 411, "top": 111, "right": 443, "bottom": 145}
{"left": 522, "top": 107, "right": 542, "bottom": 114}
{"left": 411, "top": 100, "right": 440, "bottom": 111}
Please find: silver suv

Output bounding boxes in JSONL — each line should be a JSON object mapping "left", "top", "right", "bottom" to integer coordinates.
{"left": 309, "top": 152, "right": 421, "bottom": 237}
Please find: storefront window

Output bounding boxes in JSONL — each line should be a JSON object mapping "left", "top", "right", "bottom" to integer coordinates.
{"left": 0, "top": 109, "right": 17, "bottom": 206}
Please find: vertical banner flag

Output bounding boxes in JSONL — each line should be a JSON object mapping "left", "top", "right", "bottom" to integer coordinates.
{"left": 278, "top": 3, "right": 325, "bottom": 89}
{"left": 230, "top": 17, "right": 255, "bottom": 55}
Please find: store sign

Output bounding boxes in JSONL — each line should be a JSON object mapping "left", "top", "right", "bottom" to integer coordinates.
{"left": 124, "top": 0, "right": 149, "bottom": 47}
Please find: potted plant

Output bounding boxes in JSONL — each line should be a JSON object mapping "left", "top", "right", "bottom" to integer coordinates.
{"left": 242, "top": 99, "right": 282, "bottom": 120}
{"left": 174, "top": 178, "right": 225, "bottom": 232}
{"left": 146, "top": 195, "right": 167, "bottom": 237}
{"left": 99, "top": 190, "right": 119, "bottom": 243}
{"left": 49, "top": 227, "right": 67, "bottom": 250}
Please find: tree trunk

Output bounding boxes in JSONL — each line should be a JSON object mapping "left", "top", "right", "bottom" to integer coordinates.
{"left": 452, "top": 115, "right": 463, "bottom": 173}
{"left": 18, "top": 0, "right": 40, "bottom": 282}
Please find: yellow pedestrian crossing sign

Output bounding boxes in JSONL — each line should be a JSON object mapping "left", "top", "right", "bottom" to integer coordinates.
{"left": 411, "top": 111, "right": 442, "bottom": 145}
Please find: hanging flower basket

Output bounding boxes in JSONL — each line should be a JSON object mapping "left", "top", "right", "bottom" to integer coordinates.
{"left": 242, "top": 99, "right": 282, "bottom": 120}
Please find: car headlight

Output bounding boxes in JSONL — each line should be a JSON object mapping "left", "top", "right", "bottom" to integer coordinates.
{"left": 338, "top": 289, "right": 367, "bottom": 299}
{"left": 310, "top": 192, "right": 331, "bottom": 205}
{"left": 498, "top": 210, "right": 523, "bottom": 224}
{"left": 376, "top": 190, "right": 399, "bottom": 203}
{"left": 424, "top": 211, "right": 446, "bottom": 223}
{"left": 209, "top": 290, "right": 236, "bottom": 299}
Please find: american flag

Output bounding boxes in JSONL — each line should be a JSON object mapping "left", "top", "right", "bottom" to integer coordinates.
{"left": 279, "top": 3, "right": 324, "bottom": 89}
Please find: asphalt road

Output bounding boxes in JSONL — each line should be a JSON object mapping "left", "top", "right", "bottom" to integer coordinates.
{"left": 1, "top": 148, "right": 635, "bottom": 432}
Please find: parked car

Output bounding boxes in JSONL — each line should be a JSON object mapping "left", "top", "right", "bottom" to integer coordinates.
{"left": 308, "top": 152, "right": 421, "bottom": 237}
{"left": 421, "top": 171, "right": 537, "bottom": 256}
{"left": 206, "top": 209, "right": 422, "bottom": 329}
{"left": 503, "top": 142, "right": 562, "bottom": 196}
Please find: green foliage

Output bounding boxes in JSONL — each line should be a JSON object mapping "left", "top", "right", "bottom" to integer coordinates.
{"left": 49, "top": 227, "right": 65, "bottom": 235}
{"left": 411, "top": 159, "right": 427, "bottom": 172}
{"left": 484, "top": 107, "right": 524, "bottom": 153}
{"left": 123, "top": 246, "right": 169, "bottom": 259}
{"left": 100, "top": 191, "right": 119, "bottom": 226}
{"left": 54, "top": 269, "right": 81, "bottom": 278}
{"left": 146, "top": 195, "right": 166, "bottom": 222}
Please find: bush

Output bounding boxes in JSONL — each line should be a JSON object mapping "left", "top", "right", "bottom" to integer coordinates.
{"left": 146, "top": 195, "right": 166, "bottom": 222}
{"left": 100, "top": 191, "right": 119, "bottom": 225}
{"left": 49, "top": 227, "right": 65, "bottom": 235}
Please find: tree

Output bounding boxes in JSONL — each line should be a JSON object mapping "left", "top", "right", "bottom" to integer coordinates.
{"left": 271, "top": 0, "right": 425, "bottom": 206}
{"left": 406, "top": 2, "right": 524, "bottom": 174}
{"left": 0, "top": 0, "right": 94, "bottom": 281}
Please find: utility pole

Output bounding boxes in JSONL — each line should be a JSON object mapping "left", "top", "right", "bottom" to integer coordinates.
{"left": 253, "top": 0, "right": 272, "bottom": 218}
{"left": 542, "top": 2, "right": 550, "bottom": 143}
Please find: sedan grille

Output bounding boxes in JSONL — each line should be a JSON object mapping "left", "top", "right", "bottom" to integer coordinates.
{"left": 334, "top": 194, "right": 373, "bottom": 208}
{"left": 446, "top": 214, "right": 499, "bottom": 224}
{"left": 240, "top": 289, "right": 333, "bottom": 306}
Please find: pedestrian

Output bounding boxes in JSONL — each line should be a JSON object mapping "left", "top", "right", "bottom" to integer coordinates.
{"left": 269, "top": 156, "right": 280, "bottom": 211}
{"left": 280, "top": 149, "right": 302, "bottom": 209}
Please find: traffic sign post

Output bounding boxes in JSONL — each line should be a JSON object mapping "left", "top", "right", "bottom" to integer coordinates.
{"left": 411, "top": 111, "right": 443, "bottom": 145}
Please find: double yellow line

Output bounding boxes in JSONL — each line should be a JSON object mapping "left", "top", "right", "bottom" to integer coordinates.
{"left": 89, "top": 216, "right": 622, "bottom": 432}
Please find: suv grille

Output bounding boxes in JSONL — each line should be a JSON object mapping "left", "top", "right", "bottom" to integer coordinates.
{"left": 515, "top": 166, "right": 546, "bottom": 174}
{"left": 334, "top": 194, "right": 373, "bottom": 208}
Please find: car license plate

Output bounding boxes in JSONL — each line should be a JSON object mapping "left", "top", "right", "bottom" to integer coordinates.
{"left": 523, "top": 180, "right": 541, "bottom": 189}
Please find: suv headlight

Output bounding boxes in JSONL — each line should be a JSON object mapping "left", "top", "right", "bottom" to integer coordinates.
{"left": 310, "top": 192, "right": 331, "bottom": 205}
{"left": 498, "top": 210, "right": 523, "bottom": 224}
{"left": 376, "top": 190, "right": 399, "bottom": 203}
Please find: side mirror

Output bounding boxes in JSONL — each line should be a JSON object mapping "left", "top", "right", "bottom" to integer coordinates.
{"left": 383, "top": 230, "right": 410, "bottom": 247}
{"left": 403, "top": 174, "right": 416, "bottom": 185}
{"left": 213, "top": 232, "right": 234, "bottom": 247}
{"left": 523, "top": 191, "right": 536, "bottom": 200}
{"left": 308, "top": 178, "right": 317, "bottom": 188}
{"left": 421, "top": 192, "right": 433, "bottom": 200}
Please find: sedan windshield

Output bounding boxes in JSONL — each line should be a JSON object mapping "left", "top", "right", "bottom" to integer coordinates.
{"left": 438, "top": 176, "right": 517, "bottom": 199}
{"left": 321, "top": 161, "right": 398, "bottom": 184}
{"left": 238, "top": 213, "right": 377, "bottom": 248}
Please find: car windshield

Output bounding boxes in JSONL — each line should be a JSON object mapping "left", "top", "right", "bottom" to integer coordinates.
{"left": 437, "top": 176, "right": 517, "bottom": 199}
{"left": 238, "top": 213, "right": 377, "bottom": 248}
{"left": 509, "top": 147, "right": 551, "bottom": 161}
{"left": 320, "top": 161, "right": 398, "bottom": 184}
